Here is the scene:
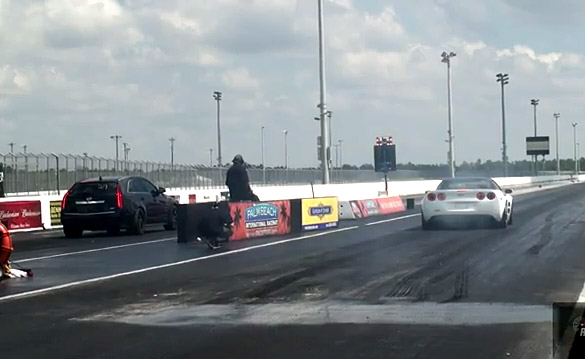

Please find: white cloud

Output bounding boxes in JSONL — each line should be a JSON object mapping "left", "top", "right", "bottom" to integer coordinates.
{"left": 221, "top": 68, "right": 260, "bottom": 90}
{"left": 0, "top": 0, "right": 584, "bottom": 168}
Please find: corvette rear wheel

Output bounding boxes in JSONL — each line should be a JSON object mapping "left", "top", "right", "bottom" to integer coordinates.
{"left": 422, "top": 215, "right": 433, "bottom": 230}
{"left": 496, "top": 209, "right": 508, "bottom": 229}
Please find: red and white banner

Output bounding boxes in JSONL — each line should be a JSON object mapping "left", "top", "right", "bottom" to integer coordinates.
{"left": 376, "top": 197, "right": 406, "bottom": 215}
{"left": 349, "top": 197, "right": 405, "bottom": 219}
{"left": 0, "top": 201, "right": 43, "bottom": 230}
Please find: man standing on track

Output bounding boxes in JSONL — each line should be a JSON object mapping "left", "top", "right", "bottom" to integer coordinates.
{"left": 226, "top": 154, "right": 259, "bottom": 202}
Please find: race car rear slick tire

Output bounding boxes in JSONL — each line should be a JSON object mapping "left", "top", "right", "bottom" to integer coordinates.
{"left": 495, "top": 210, "right": 508, "bottom": 229}
{"left": 422, "top": 215, "right": 433, "bottom": 230}
{"left": 130, "top": 209, "right": 146, "bottom": 235}
{"left": 63, "top": 226, "right": 83, "bottom": 239}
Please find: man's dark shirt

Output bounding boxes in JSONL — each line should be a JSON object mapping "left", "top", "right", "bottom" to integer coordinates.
{"left": 226, "top": 162, "right": 251, "bottom": 201}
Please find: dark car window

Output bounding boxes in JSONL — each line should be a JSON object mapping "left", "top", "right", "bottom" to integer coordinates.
{"left": 128, "top": 179, "right": 148, "bottom": 193}
{"left": 437, "top": 179, "right": 499, "bottom": 190}
{"left": 139, "top": 178, "right": 158, "bottom": 194}
{"left": 71, "top": 181, "right": 117, "bottom": 196}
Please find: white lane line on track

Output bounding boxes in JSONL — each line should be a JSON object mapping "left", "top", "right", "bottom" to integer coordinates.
{"left": 0, "top": 226, "right": 359, "bottom": 302}
{"left": 365, "top": 213, "right": 420, "bottom": 226}
{"left": 14, "top": 237, "right": 177, "bottom": 263}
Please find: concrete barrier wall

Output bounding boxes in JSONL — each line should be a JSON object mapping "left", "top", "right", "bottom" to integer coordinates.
{"left": 1, "top": 175, "right": 581, "bottom": 231}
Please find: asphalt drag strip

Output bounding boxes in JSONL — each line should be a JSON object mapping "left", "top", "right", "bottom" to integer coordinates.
{"left": 2, "top": 183, "right": 585, "bottom": 358}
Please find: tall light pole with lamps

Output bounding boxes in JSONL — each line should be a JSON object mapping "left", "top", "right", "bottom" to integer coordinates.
{"left": 110, "top": 135, "right": 122, "bottom": 172}
{"left": 441, "top": 52, "right": 456, "bottom": 178}
{"left": 213, "top": 91, "right": 223, "bottom": 166}
{"left": 317, "top": 0, "right": 330, "bottom": 184}
{"left": 530, "top": 99, "right": 539, "bottom": 175}
{"left": 496, "top": 73, "right": 510, "bottom": 176}
{"left": 554, "top": 113, "right": 561, "bottom": 175}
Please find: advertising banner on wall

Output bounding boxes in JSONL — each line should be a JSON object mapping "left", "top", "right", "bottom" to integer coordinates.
{"left": 349, "top": 197, "right": 405, "bottom": 219}
{"left": 50, "top": 200, "right": 62, "bottom": 226}
{"left": 229, "top": 200, "right": 292, "bottom": 240}
{"left": 0, "top": 201, "right": 43, "bottom": 230}
{"left": 301, "top": 197, "right": 339, "bottom": 231}
{"left": 358, "top": 199, "right": 379, "bottom": 217}
{"left": 376, "top": 197, "right": 406, "bottom": 215}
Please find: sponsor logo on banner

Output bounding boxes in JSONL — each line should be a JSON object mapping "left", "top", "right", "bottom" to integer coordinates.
{"left": 50, "top": 200, "right": 62, "bottom": 226}
{"left": 358, "top": 199, "right": 379, "bottom": 217}
{"left": 376, "top": 197, "right": 406, "bottom": 215}
{"left": 188, "top": 194, "right": 197, "bottom": 204}
{"left": 0, "top": 201, "right": 43, "bottom": 230}
{"left": 245, "top": 203, "right": 279, "bottom": 229}
{"left": 229, "top": 201, "right": 291, "bottom": 240}
{"left": 301, "top": 197, "right": 339, "bottom": 231}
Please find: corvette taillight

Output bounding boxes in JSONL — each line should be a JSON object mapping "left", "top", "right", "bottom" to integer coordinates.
{"left": 487, "top": 192, "right": 496, "bottom": 200}
{"left": 437, "top": 193, "right": 446, "bottom": 201}
{"left": 476, "top": 192, "right": 486, "bottom": 200}
{"left": 427, "top": 193, "right": 436, "bottom": 201}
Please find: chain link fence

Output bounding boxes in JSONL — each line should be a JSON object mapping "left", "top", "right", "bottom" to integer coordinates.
{"left": 0, "top": 153, "right": 402, "bottom": 196}
{"left": 3, "top": 153, "right": 572, "bottom": 197}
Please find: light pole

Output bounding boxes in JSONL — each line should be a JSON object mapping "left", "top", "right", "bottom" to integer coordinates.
{"left": 213, "top": 91, "right": 223, "bottom": 166}
{"left": 317, "top": 0, "right": 330, "bottom": 184}
{"left": 123, "top": 143, "right": 131, "bottom": 161}
{"left": 441, "top": 51, "right": 456, "bottom": 178}
{"left": 283, "top": 130, "right": 288, "bottom": 169}
{"left": 8, "top": 143, "right": 14, "bottom": 154}
{"left": 554, "top": 113, "right": 561, "bottom": 175}
{"left": 496, "top": 73, "right": 509, "bottom": 177}
{"left": 209, "top": 148, "right": 213, "bottom": 167}
{"left": 327, "top": 111, "right": 333, "bottom": 179}
{"left": 261, "top": 126, "right": 266, "bottom": 184}
{"left": 338, "top": 139, "right": 343, "bottom": 168}
{"left": 122, "top": 142, "right": 130, "bottom": 172}
{"left": 110, "top": 135, "right": 122, "bottom": 172}
{"left": 578, "top": 143, "right": 581, "bottom": 174}
{"left": 169, "top": 137, "right": 175, "bottom": 170}
{"left": 531, "top": 99, "right": 539, "bottom": 175}
{"left": 572, "top": 122, "right": 578, "bottom": 176}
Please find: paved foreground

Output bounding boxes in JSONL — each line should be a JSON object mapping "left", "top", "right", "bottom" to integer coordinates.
{"left": 3, "top": 184, "right": 585, "bottom": 358}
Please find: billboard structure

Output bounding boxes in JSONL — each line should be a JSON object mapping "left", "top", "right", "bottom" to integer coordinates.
{"left": 374, "top": 136, "right": 397, "bottom": 194}
{"left": 526, "top": 136, "right": 550, "bottom": 156}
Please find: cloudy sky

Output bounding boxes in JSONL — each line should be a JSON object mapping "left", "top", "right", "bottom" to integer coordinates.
{"left": 1, "top": 0, "right": 584, "bottom": 167}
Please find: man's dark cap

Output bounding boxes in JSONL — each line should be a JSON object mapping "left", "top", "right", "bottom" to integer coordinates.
{"left": 233, "top": 154, "right": 244, "bottom": 163}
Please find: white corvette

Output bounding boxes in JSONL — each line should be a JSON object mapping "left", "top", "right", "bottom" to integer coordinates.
{"left": 421, "top": 177, "right": 514, "bottom": 230}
